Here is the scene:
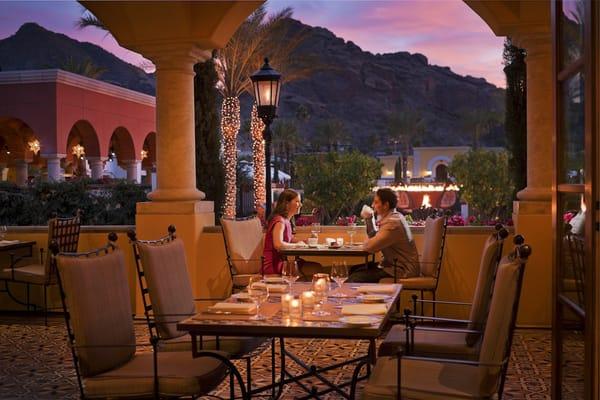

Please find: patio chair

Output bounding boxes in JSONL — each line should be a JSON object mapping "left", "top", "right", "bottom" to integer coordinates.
{"left": 361, "top": 240, "right": 531, "bottom": 400}
{"left": 1, "top": 210, "right": 81, "bottom": 325}
{"left": 562, "top": 223, "right": 585, "bottom": 310}
{"left": 53, "top": 233, "right": 244, "bottom": 399}
{"left": 128, "top": 226, "right": 268, "bottom": 394}
{"left": 380, "top": 213, "right": 448, "bottom": 316}
{"left": 220, "top": 217, "right": 264, "bottom": 292}
{"left": 377, "top": 226, "right": 509, "bottom": 358}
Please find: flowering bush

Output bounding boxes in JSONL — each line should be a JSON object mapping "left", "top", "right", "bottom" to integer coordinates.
{"left": 295, "top": 214, "right": 317, "bottom": 227}
{"left": 563, "top": 211, "right": 577, "bottom": 224}
{"left": 447, "top": 214, "right": 465, "bottom": 226}
{"left": 335, "top": 215, "right": 357, "bottom": 226}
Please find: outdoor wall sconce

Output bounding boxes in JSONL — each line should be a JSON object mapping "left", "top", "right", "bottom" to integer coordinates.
{"left": 28, "top": 139, "right": 40, "bottom": 155}
{"left": 251, "top": 57, "right": 282, "bottom": 217}
{"left": 72, "top": 144, "right": 85, "bottom": 159}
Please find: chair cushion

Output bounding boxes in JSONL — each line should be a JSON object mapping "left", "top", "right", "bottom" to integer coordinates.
{"left": 420, "top": 216, "right": 445, "bottom": 277}
{"left": 159, "top": 334, "right": 266, "bottom": 357}
{"left": 4, "top": 264, "right": 45, "bottom": 285}
{"left": 381, "top": 276, "right": 436, "bottom": 289}
{"left": 58, "top": 250, "right": 136, "bottom": 377}
{"left": 221, "top": 218, "right": 264, "bottom": 275}
{"left": 466, "top": 234, "right": 502, "bottom": 345}
{"left": 84, "top": 351, "right": 228, "bottom": 398}
{"left": 137, "top": 240, "right": 195, "bottom": 340}
{"left": 378, "top": 325, "right": 478, "bottom": 359}
{"left": 362, "top": 356, "right": 499, "bottom": 400}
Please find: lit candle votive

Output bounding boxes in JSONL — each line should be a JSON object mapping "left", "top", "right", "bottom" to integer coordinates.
{"left": 301, "top": 291, "right": 315, "bottom": 309}
{"left": 289, "top": 298, "right": 302, "bottom": 319}
{"left": 281, "top": 293, "right": 293, "bottom": 315}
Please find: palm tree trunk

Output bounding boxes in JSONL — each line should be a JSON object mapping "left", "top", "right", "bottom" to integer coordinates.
{"left": 221, "top": 96, "right": 240, "bottom": 218}
{"left": 250, "top": 104, "right": 266, "bottom": 211}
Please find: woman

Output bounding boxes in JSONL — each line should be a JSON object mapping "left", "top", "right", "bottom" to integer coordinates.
{"left": 347, "top": 188, "right": 420, "bottom": 283}
{"left": 262, "top": 189, "right": 322, "bottom": 277}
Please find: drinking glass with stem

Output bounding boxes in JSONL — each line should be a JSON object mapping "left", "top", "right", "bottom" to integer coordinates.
{"left": 247, "top": 276, "right": 269, "bottom": 320}
{"left": 282, "top": 260, "right": 300, "bottom": 292}
{"left": 346, "top": 223, "right": 357, "bottom": 245}
{"left": 0, "top": 225, "right": 7, "bottom": 241}
{"left": 330, "top": 261, "right": 349, "bottom": 297}
{"left": 310, "top": 223, "right": 321, "bottom": 239}
{"left": 311, "top": 273, "right": 331, "bottom": 316}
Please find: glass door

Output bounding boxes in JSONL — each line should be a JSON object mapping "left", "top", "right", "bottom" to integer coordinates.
{"left": 552, "top": 0, "right": 597, "bottom": 398}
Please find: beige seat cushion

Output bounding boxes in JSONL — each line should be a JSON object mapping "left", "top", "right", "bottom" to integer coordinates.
{"left": 362, "top": 356, "right": 499, "bottom": 400}
{"left": 3, "top": 264, "right": 45, "bottom": 284}
{"left": 159, "top": 334, "right": 266, "bottom": 357}
{"left": 381, "top": 276, "right": 436, "bottom": 289}
{"left": 378, "top": 325, "right": 478, "bottom": 359}
{"left": 221, "top": 218, "right": 264, "bottom": 275}
{"left": 420, "top": 216, "right": 445, "bottom": 277}
{"left": 84, "top": 351, "right": 228, "bottom": 398}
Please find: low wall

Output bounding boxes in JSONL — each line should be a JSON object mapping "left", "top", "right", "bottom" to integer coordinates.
{"left": 1, "top": 224, "right": 547, "bottom": 327}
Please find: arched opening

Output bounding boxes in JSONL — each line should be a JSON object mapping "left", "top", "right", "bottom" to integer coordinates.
{"left": 141, "top": 132, "right": 156, "bottom": 185}
{"left": 0, "top": 117, "right": 41, "bottom": 185}
{"left": 65, "top": 120, "right": 101, "bottom": 179}
{"left": 105, "top": 127, "right": 136, "bottom": 181}
{"left": 435, "top": 163, "right": 448, "bottom": 182}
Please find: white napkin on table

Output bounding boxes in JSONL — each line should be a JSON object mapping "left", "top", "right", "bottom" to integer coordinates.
{"left": 207, "top": 302, "right": 257, "bottom": 314}
{"left": 341, "top": 304, "right": 387, "bottom": 315}
{"left": 0, "top": 240, "right": 19, "bottom": 245}
{"left": 356, "top": 285, "right": 397, "bottom": 294}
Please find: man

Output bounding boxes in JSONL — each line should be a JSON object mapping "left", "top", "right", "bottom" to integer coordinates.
{"left": 347, "top": 188, "right": 420, "bottom": 282}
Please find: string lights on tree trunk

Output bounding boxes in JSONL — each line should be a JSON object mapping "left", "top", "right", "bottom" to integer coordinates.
{"left": 221, "top": 96, "right": 240, "bottom": 218}
{"left": 251, "top": 104, "right": 266, "bottom": 211}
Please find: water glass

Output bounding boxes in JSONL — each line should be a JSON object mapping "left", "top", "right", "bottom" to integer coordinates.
{"left": 331, "top": 262, "right": 349, "bottom": 297}
{"left": 0, "top": 225, "right": 7, "bottom": 241}
{"left": 310, "top": 223, "right": 321, "bottom": 237}
{"left": 248, "top": 276, "right": 268, "bottom": 320}
{"left": 347, "top": 223, "right": 357, "bottom": 245}
{"left": 282, "top": 260, "right": 300, "bottom": 291}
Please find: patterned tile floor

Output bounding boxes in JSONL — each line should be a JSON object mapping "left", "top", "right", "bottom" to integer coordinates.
{"left": 0, "top": 314, "right": 555, "bottom": 399}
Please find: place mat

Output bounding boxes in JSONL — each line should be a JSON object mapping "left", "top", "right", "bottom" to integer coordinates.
{"left": 194, "top": 302, "right": 280, "bottom": 321}
{"left": 341, "top": 303, "right": 388, "bottom": 315}
{"left": 301, "top": 304, "right": 341, "bottom": 322}
{"left": 355, "top": 284, "right": 398, "bottom": 294}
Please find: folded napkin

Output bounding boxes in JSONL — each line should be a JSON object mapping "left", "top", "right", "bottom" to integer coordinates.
{"left": 207, "top": 302, "right": 257, "bottom": 315}
{"left": 356, "top": 285, "right": 397, "bottom": 294}
{"left": 266, "top": 284, "right": 288, "bottom": 293}
{"left": 0, "top": 240, "right": 19, "bottom": 245}
{"left": 341, "top": 304, "right": 387, "bottom": 315}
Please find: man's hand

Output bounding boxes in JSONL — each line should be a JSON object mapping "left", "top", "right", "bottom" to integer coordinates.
{"left": 360, "top": 205, "right": 374, "bottom": 219}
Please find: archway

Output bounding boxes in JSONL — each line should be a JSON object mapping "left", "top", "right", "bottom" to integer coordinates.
{"left": 106, "top": 127, "right": 139, "bottom": 182}
{"left": 435, "top": 163, "right": 448, "bottom": 181}
{"left": 141, "top": 132, "right": 156, "bottom": 185}
{"left": 0, "top": 117, "right": 41, "bottom": 185}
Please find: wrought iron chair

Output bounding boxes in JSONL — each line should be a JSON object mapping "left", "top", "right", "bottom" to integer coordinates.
{"left": 128, "top": 226, "right": 269, "bottom": 395}
{"left": 378, "top": 225, "right": 510, "bottom": 358}
{"left": 52, "top": 233, "right": 243, "bottom": 399}
{"left": 563, "top": 223, "right": 585, "bottom": 310}
{"left": 220, "top": 217, "right": 264, "bottom": 293}
{"left": 380, "top": 213, "right": 449, "bottom": 316}
{"left": 361, "top": 239, "right": 531, "bottom": 400}
{"left": 1, "top": 210, "right": 81, "bottom": 324}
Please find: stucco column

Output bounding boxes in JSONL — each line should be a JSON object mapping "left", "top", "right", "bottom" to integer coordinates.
{"left": 88, "top": 157, "right": 106, "bottom": 180}
{"left": 511, "top": 33, "right": 553, "bottom": 327}
{"left": 44, "top": 154, "right": 64, "bottom": 181}
{"left": 144, "top": 46, "right": 210, "bottom": 201}
{"left": 516, "top": 34, "right": 553, "bottom": 202}
{"left": 14, "top": 159, "right": 29, "bottom": 187}
{"left": 124, "top": 160, "right": 141, "bottom": 183}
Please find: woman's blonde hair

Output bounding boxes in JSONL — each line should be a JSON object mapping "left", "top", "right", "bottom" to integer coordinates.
{"left": 269, "top": 189, "right": 300, "bottom": 222}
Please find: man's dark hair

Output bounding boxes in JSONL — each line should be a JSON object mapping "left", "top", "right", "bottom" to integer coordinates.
{"left": 376, "top": 188, "right": 398, "bottom": 210}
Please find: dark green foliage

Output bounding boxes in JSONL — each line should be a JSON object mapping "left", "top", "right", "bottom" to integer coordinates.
{"left": 394, "top": 157, "right": 402, "bottom": 183}
{"left": 0, "top": 180, "right": 148, "bottom": 225}
{"left": 503, "top": 38, "right": 527, "bottom": 196}
{"left": 194, "top": 57, "right": 225, "bottom": 217}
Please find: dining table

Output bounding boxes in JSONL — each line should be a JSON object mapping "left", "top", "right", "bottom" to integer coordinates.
{"left": 280, "top": 243, "right": 375, "bottom": 266}
{"left": 178, "top": 282, "right": 402, "bottom": 400}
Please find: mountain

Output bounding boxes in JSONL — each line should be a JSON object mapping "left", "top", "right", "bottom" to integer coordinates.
{"left": 0, "top": 21, "right": 505, "bottom": 150}
{"left": 0, "top": 23, "right": 155, "bottom": 95}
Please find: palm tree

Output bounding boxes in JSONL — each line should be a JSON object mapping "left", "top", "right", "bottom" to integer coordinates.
{"left": 460, "top": 108, "right": 503, "bottom": 149}
{"left": 313, "top": 119, "right": 349, "bottom": 152}
{"left": 386, "top": 108, "right": 425, "bottom": 182}
{"left": 60, "top": 56, "right": 106, "bottom": 79}
{"left": 272, "top": 119, "right": 301, "bottom": 183}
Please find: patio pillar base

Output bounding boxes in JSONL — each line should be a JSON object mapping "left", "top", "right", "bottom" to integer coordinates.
{"left": 512, "top": 200, "right": 552, "bottom": 327}
{"left": 136, "top": 200, "right": 224, "bottom": 314}
{"left": 45, "top": 154, "right": 64, "bottom": 181}
{"left": 88, "top": 157, "right": 105, "bottom": 180}
{"left": 15, "top": 159, "right": 29, "bottom": 187}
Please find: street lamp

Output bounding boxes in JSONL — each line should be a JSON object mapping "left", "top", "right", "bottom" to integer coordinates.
{"left": 251, "top": 58, "right": 282, "bottom": 217}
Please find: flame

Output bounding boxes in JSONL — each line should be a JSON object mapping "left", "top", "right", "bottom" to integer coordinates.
{"left": 422, "top": 194, "right": 432, "bottom": 208}
{"left": 374, "top": 183, "right": 460, "bottom": 192}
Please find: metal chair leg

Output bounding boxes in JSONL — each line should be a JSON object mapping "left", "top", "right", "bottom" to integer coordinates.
{"left": 44, "top": 285, "right": 48, "bottom": 326}
{"left": 432, "top": 291, "right": 436, "bottom": 317}
{"left": 420, "top": 290, "right": 424, "bottom": 315}
{"left": 246, "top": 356, "right": 252, "bottom": 394}
{"left": 26, "top": 283, "right": 30, "bottom": 311}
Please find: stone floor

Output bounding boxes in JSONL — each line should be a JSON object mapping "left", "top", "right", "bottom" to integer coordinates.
{"left": 0, "top": 314, "right": 558, "bottom": 399}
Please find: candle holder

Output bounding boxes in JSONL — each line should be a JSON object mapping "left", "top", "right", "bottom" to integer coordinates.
{"left": 281, "top": 293, "right": 293, "bottom": 316}
{"left": 289, "top": 298, "right": 302, "bottom": 320}
{"left": 311, "top": 273, "right": 331, "bottom": 316}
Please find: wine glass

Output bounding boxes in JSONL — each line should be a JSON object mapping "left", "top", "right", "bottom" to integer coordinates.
{"left": 330, "top": 262, "right": 348, "bottom": 297}
{"left": 311, "top": 273, "right": 331, "bottom": 316}
{"left": 310, "top": 223, "right": 321, "bottom": 239}
{"left": 0, "top": 225, "right": 7, "bottom": 241}
{"left": 282, "top": 260, "right": 300, "bottom": 292}
{"left": 247, "top": 276, "right": 268, "bottom": 320}
{"left": 346, "top": 223, "right": 357, "bottom": 245}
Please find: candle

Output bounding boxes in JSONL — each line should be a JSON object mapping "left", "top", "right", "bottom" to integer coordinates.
{"left": 289, "top": 298, "right": 302, "bottom": 319}
{"left": 301, "top": 291, "right": 315, "bottom": 309}
{"left": 314, "top": 278, "right": 328, "bottom": 293}
{"left": 281, "top": 293, "right": 293, "bottom": 315}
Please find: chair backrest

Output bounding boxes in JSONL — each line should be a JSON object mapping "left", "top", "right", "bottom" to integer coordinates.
{"left": 45, "top": 212, "right": 82, "bottom": 284}
{"left": 466, "top": 226, "right": 508, "bottom": 345}
{"left": 419, "top": 215, "right": 447, "bottom": 277}
{"left": 129, "top": 227, "right": 195, "bottom": 340}
{"left": 565, "top": 224, "right": 585, "bottom": 309}
{"left": 477, "top": 241, "right": 530, "bottom": 396}
{"left": 55, "top": 238, "right": 135, "bottom": 379}
{"left": 220, "top": 217, "right": 264, "bottom": 276}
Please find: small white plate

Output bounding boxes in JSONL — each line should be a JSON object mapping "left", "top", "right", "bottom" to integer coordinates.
{"left": 339, "top": 316, "right": 379, "bottom": 327}
{"left": 264, "top": 277, "right": 286, "bottom": 284}
{"left": 358, "top": 294, "right": 390, "bottom": 303}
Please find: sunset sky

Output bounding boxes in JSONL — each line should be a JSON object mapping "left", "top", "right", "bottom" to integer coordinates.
{"left": 0, "top": 0, "right": 506, "bottom": 87}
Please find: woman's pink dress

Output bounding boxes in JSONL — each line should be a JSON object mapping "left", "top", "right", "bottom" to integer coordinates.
{"left": 262, "top": 215, "right": 293, "bottom": 275}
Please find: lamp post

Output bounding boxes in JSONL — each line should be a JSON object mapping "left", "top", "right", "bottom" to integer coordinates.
{"left": 251, "top": 58, "right": 282, "bottom": 217}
